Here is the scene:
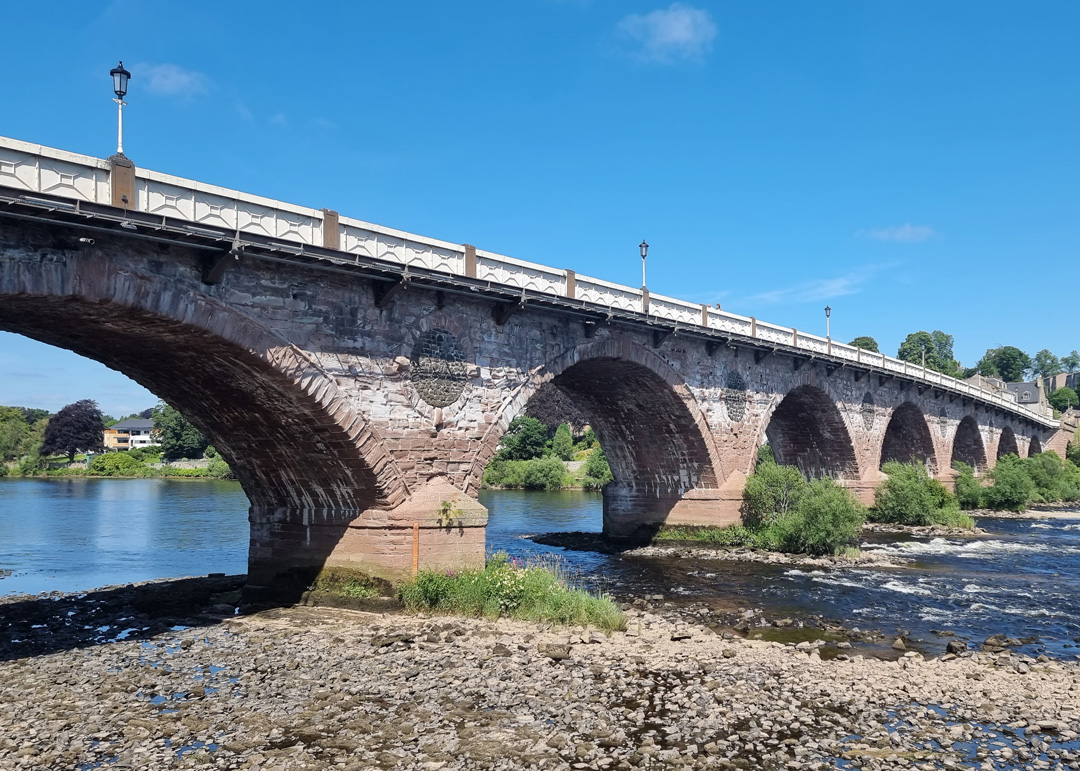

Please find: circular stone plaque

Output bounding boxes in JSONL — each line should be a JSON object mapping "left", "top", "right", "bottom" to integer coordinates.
{"left": 410, "top": 328, "right": 467, "bottom": 408}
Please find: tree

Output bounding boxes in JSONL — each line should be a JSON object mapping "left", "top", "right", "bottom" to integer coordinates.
{"left": 495, "top": 416, "right": 548, "bottom": 461}
{"left": 1032, "top": 349, "right": 1063, "bottom": 379}
{"left": 1063, "top": 350, "right": 1080, "bottom": 373}
{"left": 1049, "top": 387, "right": 1079, "bottom": 413}
{"left": 848, "top": 336, "right": 879, "bottom": 353}
{"left": 0, "top": 407, "right": 28, "bottom": 461}
{"left": 897, "top": 330, "right": 959, "bottom": 376}
{"left": 552, "top": 423, "right": 573, "bottom": 461}
{"left": 40, "top": 400, "right": 104, "bottom": 462}
{"left": 976, "top": 346, "right": 1032, "bottom": 383}
{"left": 152, "top": 402, "right": 209, "bottom": 461}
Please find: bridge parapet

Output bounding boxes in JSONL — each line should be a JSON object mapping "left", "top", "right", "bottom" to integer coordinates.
{"left": 0, "top": 134, "right": 1057, "bottom": 427}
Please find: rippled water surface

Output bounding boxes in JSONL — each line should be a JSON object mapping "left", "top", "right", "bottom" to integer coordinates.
{"left": 4, "top": 480, "right": 1080, "bottom": 656}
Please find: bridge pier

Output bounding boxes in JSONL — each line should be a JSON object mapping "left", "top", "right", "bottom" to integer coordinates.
{"left": 246, "top": 480, "right": 488, "bottom": 599}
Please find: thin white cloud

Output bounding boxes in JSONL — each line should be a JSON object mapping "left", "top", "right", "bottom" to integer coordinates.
{"left": 615, "top": 3, "right": 717, "bottom": 63}
{"left": 743, "top": 264, "right": 895, "bottom": 306}
{"left": 269, "top": 113, "right": 288, "bottom": 126}
{"left": 139, "top": 63, "right": 210, "bottom": 97}
{"left": 858, "top": 224, "right": 935, "bottom": 243}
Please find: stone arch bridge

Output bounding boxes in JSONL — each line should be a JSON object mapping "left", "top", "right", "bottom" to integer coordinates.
{"left": 0, "top": 138, "right": 1069, "bottom": 593}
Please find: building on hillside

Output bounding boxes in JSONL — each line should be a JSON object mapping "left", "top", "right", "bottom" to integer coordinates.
{"left": 1005, "top": 380, "right": 1043, "bottom": 407}
{"left": 1040, "top": 373, "right": 1080, "bottom": 396}
{"left": 964, "top": 374, "right": 1008, "bottom": 393}
{"left": 104, "top": 418, "right": 158, "bottom": 451}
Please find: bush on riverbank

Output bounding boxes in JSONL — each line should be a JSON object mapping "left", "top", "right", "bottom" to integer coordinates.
{"left": 871, "top": 461, "right": 974, "bottom": 530}
{"left": 398, "top": 553, "right": 626, "bottom": 631}
{"left": 665, "top": 473, "right": 866, "bottom": 556}
{"left": 12, "top": 448, "right": 235, "bottom": 480}
{"left": 482, "top": 446, "right": 612, "bottom": 491}
{"left": 742, "top": 461, "right": 806, "bottom": 529}
{"left": 954, "top": 451, "right": 1080, "bottom": 512}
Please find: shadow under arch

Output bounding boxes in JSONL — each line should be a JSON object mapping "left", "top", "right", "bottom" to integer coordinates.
{"left": 469, "top": 336, "right": 725, "bottom": 538}
{"left": 997, "top": 425, "right": 1019, "bottom": 459}
{"left": 1029, "top": 435, "right": 1043, "bottom": 456}
{"left": 763, "top": 385, "right": 859, "bottom": 480}
{"left": 880, "top": 402, "right": 938, "bottom": 473}
{"left": 0, "top": 280, "right": 408, "bottom": 597}
{"left": 951, "top": 415, "right": 987, "bottom": 473}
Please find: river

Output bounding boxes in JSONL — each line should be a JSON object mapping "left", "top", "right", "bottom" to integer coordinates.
{"left": 3, "top": 478, "right": 1080, "bottom": 658}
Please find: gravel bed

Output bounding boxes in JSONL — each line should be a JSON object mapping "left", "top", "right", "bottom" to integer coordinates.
{"left": 3, "top": 581, "right": 1080, "bottom": 770}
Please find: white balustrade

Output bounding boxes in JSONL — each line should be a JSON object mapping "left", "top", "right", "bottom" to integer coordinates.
{"left": 649, "top": 293, "right": 701, "bottom": 325}
{"left": 0, "top": 135, "right": 1058, "bottom": 426}
{"left": 475, "top": 250, "right": 566, "bottom": 296}
{"left": 575, "top": 275, "right": 642, "bottom": 312}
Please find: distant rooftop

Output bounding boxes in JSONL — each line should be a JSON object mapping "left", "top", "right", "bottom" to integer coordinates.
{"left": 109, "top": 418, "right": 155, "bottom": 431}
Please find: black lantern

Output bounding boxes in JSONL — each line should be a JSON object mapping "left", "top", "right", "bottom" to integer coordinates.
{"left": 824, "top": 305, "right": 831, "bottom": 319}
{"left": 110, "top": 61, "right": 131, "bottom": 99}
{"left": 639, "top": 239, "right": 649, "bottom": 259}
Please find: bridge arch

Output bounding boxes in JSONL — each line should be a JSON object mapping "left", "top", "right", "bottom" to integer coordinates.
{"left": 0, "top": 241, "right": 410, "bottom": 590}
{"left": 761, "top": 385, "right": 859, "bottom": 480}
{"left": 1029, "top": 435, "right": 1043, "bottom": 456}
{"left": 879, "top": 402, "right": 937, "bottom": 473}
{"left": 468, "top": 335, "right": 725, "bottom": 537}
{"left": 997, "top": 425, "right": 1019, "bottom": 459}
{"left": 951, "top": 416, "right": 987, "bottom": 473}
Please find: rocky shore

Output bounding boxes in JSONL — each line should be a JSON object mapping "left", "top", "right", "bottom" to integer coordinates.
{"left": 3, "top": 578, "right": 1080, "bottom": 770}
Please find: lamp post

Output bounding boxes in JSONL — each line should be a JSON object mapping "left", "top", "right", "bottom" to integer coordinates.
{"left": 824, "top": 305, "right": 831, "bottom": 339}
{"left": 110, "top": 61, "right": 131, "bottom": 156}
{"left": 639, "top": 239, "right": 649, "bottom": 287}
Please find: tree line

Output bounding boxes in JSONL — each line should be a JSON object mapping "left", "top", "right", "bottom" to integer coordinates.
{"left": 0, "top": 399, "right": 226, "bottom": 475}
{"left": 848, "top": 333, "right": 1078, "bottom": 385}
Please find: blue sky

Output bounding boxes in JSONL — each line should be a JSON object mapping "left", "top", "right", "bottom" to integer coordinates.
{"left": 1, "top": 1, "right": 1078, "bottom": 416}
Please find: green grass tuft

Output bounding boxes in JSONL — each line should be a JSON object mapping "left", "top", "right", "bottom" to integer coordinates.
{"left": 398, "top": 553, "right": 626, "bottom": 631}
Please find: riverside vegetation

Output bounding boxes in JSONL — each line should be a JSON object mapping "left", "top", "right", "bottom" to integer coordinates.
{"left": 482, "top": 417, "right": 613, "bottom": 491}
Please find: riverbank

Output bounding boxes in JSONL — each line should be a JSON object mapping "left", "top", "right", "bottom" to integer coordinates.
{"left": 3, "top": 579, "right": 1080, "bottom": 770}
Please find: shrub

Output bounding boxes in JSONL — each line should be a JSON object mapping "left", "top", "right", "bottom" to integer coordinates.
{"left": 756, "top": 444, "right": 776, "bottom": 467}
{"left": 0, "top": 464, "right": 6, "bottom": 477}
{"left": 655, "top": 524, "right": 770, "bottom": 548}
{"left": 1021, "top": 451, "right": 1080, "bottom": 503}
{"left": 984, "top": 454, "right": 1036, "bottom": 512}
{"left": 522, "top": 456, "right": 567, "bottom": 490}
{"left": 89, "top": 451, "right": 145, "bottom": 476}
{"left": 398, "top": 553, "right": 625, "bottom": 631}
{"left": 742, "top": 462, "right": 806, "bottom": 528}
{"left": 950, "top": 461, "right": 983, "bottom": 510}
{"left": 769, "top": 478, "right": 866, "bottom": 556}
{"left": 552, "top": 423, "right": 573, "bottom": 461}
{"left": 873, "top": 461, "right": 957, "bottom": 526}
{"left": 583, "top": 447, "right": 613, "bottom": 487}
{"left": 206, "top": 458, "right": 234, "bottom": 479}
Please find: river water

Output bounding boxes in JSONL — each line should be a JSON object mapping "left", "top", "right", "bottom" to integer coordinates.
{"left": 3, "top": 479, "right": 1080, "bottom": 657}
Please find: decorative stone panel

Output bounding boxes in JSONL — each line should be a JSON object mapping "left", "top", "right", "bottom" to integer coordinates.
{"left": 410, "top": 328, "right": 467, "bottom": 408}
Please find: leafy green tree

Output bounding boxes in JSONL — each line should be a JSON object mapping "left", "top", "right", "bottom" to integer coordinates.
{"left": 17, "top": 417, "right": 47, "bottom": 459}
{"left": 984, "top": 454, "right": 1035, "bottom": 511}
{"left": 1062, "top": 350, "right": 1080, "bottom": 372}
{"left": 1033, "top": 349, "right": 1064, "bottom": 378}
{"left": 495, "top": 416, "right": 549, "bottom": 461}
{"left": 952, "top": 461, "right": 984, "bottom": 509}
{"left": 40, "top": 400, "right": 104, "bottom": 462}
{"left": 976, "top": 346, "right": 1031, "bottom": 383}
{"left": 0, "top": 407, "right": 28, "bottom": 461}
{"left": 552, "top": 423, "right": 573, "bottom": 461}
{"left": 152, "top": 402, "right": 209, "bottom": 461}
{"left": 897, "top": 331, "right": 959, "bottom": 376}
{"left": 848, "top": 336, "right": 880, "bottom": 353}
{"left": 769, "top": 478, "right": 866, "bottom": 556}
{"left": 873, "top": 461, "right": 957, "bottom": 525}
{"left": 742, "top": 462, "right": 806, "bottom": 529}
{"left": 1049, "top": 387, "right": 1079, "bottom": 413}
{"left": 522, "top": 456, "right": 567, "bottom": 490}
{"left": 583, "top": 446, "right": 613, "bottom": 487}
{"left": 756, "top": 444, "right": 776, "bottom": 467}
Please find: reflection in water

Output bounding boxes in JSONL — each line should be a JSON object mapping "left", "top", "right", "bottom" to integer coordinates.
{"left": 5, "top": 480, "right": 1080, "bottom": 657}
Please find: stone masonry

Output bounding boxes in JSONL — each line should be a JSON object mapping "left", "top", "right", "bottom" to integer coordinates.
{"left": 0, "top": 217, "right": 1070, "bottom": 591}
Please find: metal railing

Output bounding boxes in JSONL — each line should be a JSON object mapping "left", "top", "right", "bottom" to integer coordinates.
{"left": 0, "top": 135, "right": 1057, "bottom": 427}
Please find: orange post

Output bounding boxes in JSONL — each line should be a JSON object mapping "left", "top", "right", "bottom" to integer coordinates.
{"left": 412, "top": 522, "right": 420, "bottom": 576}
